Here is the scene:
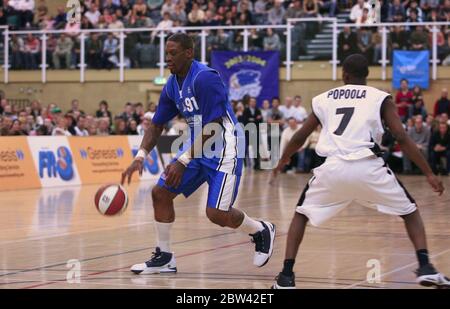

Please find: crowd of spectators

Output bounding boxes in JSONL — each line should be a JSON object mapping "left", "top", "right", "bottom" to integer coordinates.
{"left": 2, "top": 0, "right": 449, "bottom": 69}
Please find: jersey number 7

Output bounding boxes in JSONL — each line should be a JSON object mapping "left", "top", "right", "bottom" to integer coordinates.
{"left": 333, "top": 107, "right": 355, "bottom": 136}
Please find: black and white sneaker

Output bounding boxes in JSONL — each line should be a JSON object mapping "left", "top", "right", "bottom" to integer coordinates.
{"left": 416, "top": 264, "right": 450, "bottom": 288}
{"left": 272, "top": 272, "right": 296, "bottom": 289}
{"left": 130, "top": 247, "right": 177, "bottom": 274}
{"left": 251, "top": 221, "right": 276, "bottom": 267}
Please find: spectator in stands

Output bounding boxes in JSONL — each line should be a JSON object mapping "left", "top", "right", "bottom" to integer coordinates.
{"left": 395, "top": 78, "right": 413, "bottom": 122}
{"left": 357, "top": 27, "right": 373, "bottom": 63}
{"left": 407, "top": 0, "right": 424, "bottom": 21}
{"left": 127, "top": 119, "right": 139, "bottom": 135}
{"left": 109, "top": 14, "right": 124, "bottom": 38}
{"left": 379, "top": 0, "right": 390, "bottom": 22}
{"left": 268, "top": 0, "right": 286, "bottom": 25}
{"left": 389, "top": 25, "right": 409, "bottom": 53}
{"left": 68, "top": 99, "right": 85, "bottom": 115}
{"left": 388, "top": 0, "right": 406, "bottom": 21}
{"left": 137, "top": 117, "right": 150, "bottom": 135}
{"left": 34, "top": 0, "right": 48, "bottom": 24}
{"left": 75, "top": 114, "right": 89, "bottom": 136}
{"left": 103, "top": 0, "right": 119, "bottom": 14}
{"left": 303, "top": 0, "right": 319, "bottom": 17}
{"left": 8, "top": 119, "right": 25, "bottom": 135}
{"left": 102, "top": 33, "right": 119, "bottom": 69}
{"left": 408, "top": 97, "right": 427, "bottom": 119}
{"left": 52, "top": 6, "right": 67, "bottom": 29}
{"left": 260, "top": 99, "right": 272, "bottom": 123}
{"left": 294, "top": 95, "right": 308, "bottom": 122}
{"left": 10, "top": 34, "right": 24, "bottom": 70}
{"left": 412, "top": 85, "right": 423, "bottom": 102}
{"left": 144, "top": 102, "right": 156, "bottom": 120}
{"left": 85, "top": 3, "right": 101, "bottom": 27}
{"left": 249, "top": 29, "right": 263, "bottom": 50}
{"left": 279, "top": 96, "right": 303, "bottom": 124}
{"left": 434, "top": 88, "right": 450, "bottom": 117}
{"left": 23, "top": 33, "right": 39, "bottom": 70}
{"left": 152, "top": 12, "right": 174, "bottom": 43}
{"left": 372, "top": 28, "right": 382, "bottom": 65}
{"left": 53, "top": 34, "right": 73, "bottom": 69}
{"left": 338, "top": 26, "right": 358, "bottom": 63}
{"left": 286, "top": 0, "right": 303, "bottom": 19}
{"left": 302, "top": 125, "right": 323, "bottom": 172}
{"left": 410, "top": 25, "right": 429, "bottom": 50}
{"left": 87, "top": 33, "right": 103, "bottom": 69}
{"left": 421, "top": 0, "right": 440, "bottom": 17}
{"left": 146, "top": 0, "right": 164, "bottom": 11}
{"left": 188, "top": 2, "right": 205, "bottom": 26}
{"left": 97, "top": 117, "right": 111, "bottom": 135}
{"left": 403, "top": 115, "right": 430, "bottom": 173}
{"left": 318, "top": 0, "right": 338, "bottom": 17}
{"left": 52, "top": 116, "right": 72, "bottom": 136}
{"left": 263, "top": 28, "right": 281, "bottom": 51}
{"left": 356, "top": 7, "right": 370, "bottom": 25}
{"left": 350, "top": 0, "right": 370, "bottom": 22}
{"left": 132, "top": 0, "right": 147, "bottom": 16}
{"left": 243, "top": 97, "right": 263, "bottom": 170}
{"left": 172, "top": 3, "right": 187, "bottom": 25}
{"left": 96, "top": 100, "right": 113, "bottom": 122}
{"left": 429, "top": 122, "right": 450, "bottom": 175}
{"left": 120, "top": 102, "right": 135, "bottom": 123}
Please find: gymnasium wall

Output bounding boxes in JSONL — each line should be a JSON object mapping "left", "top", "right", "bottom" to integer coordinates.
{"left": 1, "top": 66, "right": 449, "bottom": 116}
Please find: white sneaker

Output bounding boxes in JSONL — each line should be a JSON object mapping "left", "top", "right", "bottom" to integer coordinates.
{"left": 416, "top": 264, "right": 450, "bottom": 288}
{"left": 130, "top": 247, "right": 177, "bottom": 275}
{"left": 250, "top": 221, "right": 276, "bottom": 267}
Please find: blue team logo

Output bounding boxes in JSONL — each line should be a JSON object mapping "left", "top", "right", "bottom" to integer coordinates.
{"left": 116, "top": 148, "right": 124, "bottom": 158}
{"left": 16, "top": 150, "right": 24, "bottom": 160}
{"left": 79, "top": 149, "right": 88, "bottom": 159}
{"left": 229, "top": 69, "right": 262, "bottom": 101}
{"left": 131, "top": 148, "right": 159, "bottom": 175}
{"left": 38, "top": 146, "right": 74, "bottom": 181}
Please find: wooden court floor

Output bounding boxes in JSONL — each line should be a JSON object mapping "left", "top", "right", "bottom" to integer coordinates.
{"left": 0, "top": 171, "right": 449, "bottom": 289}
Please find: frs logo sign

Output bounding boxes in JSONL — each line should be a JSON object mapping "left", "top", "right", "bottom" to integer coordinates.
{"left": 38, "top": 146, "right": 74, "bottom": 181}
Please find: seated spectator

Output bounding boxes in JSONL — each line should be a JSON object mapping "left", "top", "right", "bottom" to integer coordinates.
{"left": 338, "top": 26, "right": 358, "bottom": 63}
{"left": 388, "top": 0, "right": 406, "bottom": 22}
{"left": 86, "top": 33, "right": 103, "bottom": 69}
{"left": 188, "top": 2, "right": 205, "bottom": 26}
{"left": 84, "top": 3, "right": 101, "bottom": 27}
{"left": 294, "top": 95, "right": 308, "bottom": 122}
{"left": 152, "top": 12, "right": 173, "bottom": 43}
{"left": 350, "top": 0, "right": 369, "bottom": 22}
{"left": 52, "top": 116, "right": 72, "bottom": 136}
{"left": 357, "top": 27, "right": 373, "bottom": 63}
{"left": 406, "top": 0, "right": 424, "bottom": 21}
{"left": 395, "top": 78, "right": 413, "bottom": 122}
{"left": 389, "top": 25, "right": 409, "bottom": 52}
{"left": 137, "top": 117, "right": 150, "bottom": 135}
{"left": 132, "top": 0, "right": 147, "bottom": 16}
{"left": 97, "top": 117, "right": 111, "bottom": 135}
{"left": 52, "top": 34, "right": 73, "bottom": 69}
{"left": 102, "top": 0, "right": 119, "bottom": 15}
{"left": 127, "top": 119, "right": 139, "bottom": 135}
{"left": 161, "top": 0, "right": 175, "bottom": 17}
{"left": 102, "top": 33, "right": 119, "bottom": 69}
{"left": 279, "top": 96, "right": 303, "bottom": 124}
{"left": 75, "top": 114, "right": 89, "bottom": 136}
{"left": 263, "top": 28, "right": 281, "bottom": 51}
{"left": 35, "top": 0, "right": 48, "bottom": 24}
{"left": 80, "top": 15, "right": 94, "bottom": 29}
{"left": 356, "top": 7, "right": 370, "bottom": 25}
{"left": 421, "top": 0, "right": 440, "bottom": 17}
{"left": 409, "top": 25, "right": 428, "bottom": 50}
{"left": 434, "top": 88, "right": 450, "bottom": 117}
{"left": 429, "top": 122, "right": 450, "bottom": 175}
{"left": 23, "top": 33, "right": 39, "bottom": 70}
{"left": 171, "top": 3, "right": 187, "bottom": 25}
{"left": 403, "top": 115, "right": 430, "bottom": 173}
{"left": 144, "top": 102, "right": 156, "bottom": 120}
{"left": 408, "top": 97, "right": 427, "bottom": 119}
{"left": 268, "top": 0, "right": 286, "bottom": 25}
{"left": 108, "top": 14, "right": 124, "bottom": 38}
{"left": 96, "top": 100, "right": 113, "bottom": 123}
{"left": 120, "top": 0, "right": 132, "bottom": 19}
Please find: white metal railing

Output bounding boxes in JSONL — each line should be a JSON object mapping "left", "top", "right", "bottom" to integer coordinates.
{"left": 2, "top": 20, "right": 449, "bottom": 84}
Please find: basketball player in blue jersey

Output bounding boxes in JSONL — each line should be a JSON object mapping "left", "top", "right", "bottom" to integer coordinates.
{"left": 121, "top": 33, "right": 275, "bottom": 274}
{"left": 271, "top": 54, "right": 449, "bottom": 289}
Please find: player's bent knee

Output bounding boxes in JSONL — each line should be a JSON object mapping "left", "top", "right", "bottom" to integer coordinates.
{"left": 151, "top": 185, "right": 174, "bottom": 205}
{"left": 205, "top": 208, "right": 228, "bottom": 227}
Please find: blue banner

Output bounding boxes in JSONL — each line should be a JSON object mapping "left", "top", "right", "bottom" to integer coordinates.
{"left": 393, "top": 50, "right": 429, "bottom": 89}
{"left": 211, "top": 51, "right": 279, "bottom": 106}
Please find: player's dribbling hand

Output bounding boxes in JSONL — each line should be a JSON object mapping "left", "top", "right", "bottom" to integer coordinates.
{"left": 269, "top": 157, "right": 291, "bottom": 185}
{"left": 121, "top": 158, "right": 144, "bottom": 185}
{"left": 426, "top": 174, "right": 444, "bottom": 196}
{"left": 164, "top": 160, "right": 186, "bottom": 188}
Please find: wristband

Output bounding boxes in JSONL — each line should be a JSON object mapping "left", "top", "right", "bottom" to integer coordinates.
{"left": 177, "top": 151, "right": 192, "bottom": 167}
{"left": 135, "top": 148, "right": 148, "bottom": 160}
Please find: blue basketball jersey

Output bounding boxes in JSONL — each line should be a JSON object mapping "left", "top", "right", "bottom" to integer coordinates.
{"left": 152, "top": 60, "right": 244, "bottom": 176}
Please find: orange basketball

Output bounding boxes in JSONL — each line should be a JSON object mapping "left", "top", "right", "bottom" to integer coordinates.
{"left": 94, "top": 184, "right": 128, "bottom": 216}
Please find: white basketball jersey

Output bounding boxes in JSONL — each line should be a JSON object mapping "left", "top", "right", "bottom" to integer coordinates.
{"left": 312, "top": 84, "right": 390, "bottom": 160}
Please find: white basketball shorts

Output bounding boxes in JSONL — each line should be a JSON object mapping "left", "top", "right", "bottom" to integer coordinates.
{"left": 296, "top": 155, "right": 417, "bottom": 226}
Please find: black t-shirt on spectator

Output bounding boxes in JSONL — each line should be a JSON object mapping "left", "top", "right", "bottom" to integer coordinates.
{"left": 430, "top": 131, "right": 450, "bottom": 150}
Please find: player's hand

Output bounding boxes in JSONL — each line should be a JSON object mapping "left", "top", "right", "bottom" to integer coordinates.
{"left": 269, "top": 156, "right": 291, "bottom": 185}
{"left": 121, "top": 158, "right": 144, "bottom": 185}
{"left": 426, "top": 174, "right": 444, "bottom": 196}
{"left": 164, "top": 160, "right": 186, "bottom": 188}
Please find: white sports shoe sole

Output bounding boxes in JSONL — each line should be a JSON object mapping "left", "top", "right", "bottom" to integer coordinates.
{"left": 130, "top": 257, "right": 177, "bottom": 275}
{"left": 272, "top": 283, "right": 296, "bottom": 289}
{"left": 416, "top": 273, "right": 450, "bottom": 288}
{"left": 253, "top": 221, "right": 276, "bottom": 267}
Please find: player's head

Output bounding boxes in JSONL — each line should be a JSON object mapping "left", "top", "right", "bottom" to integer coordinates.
{"left": 166, "top": 33, "right": 194, "bottom": 75}
{"left": 342, "top": 54, "right": 369, "bottom": 84}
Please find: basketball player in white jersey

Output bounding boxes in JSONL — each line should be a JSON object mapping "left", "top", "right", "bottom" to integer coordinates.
{"left": 271, "top": 54, "right": 449, "bottom": 289}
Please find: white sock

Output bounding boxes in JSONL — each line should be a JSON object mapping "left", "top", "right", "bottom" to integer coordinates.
{"left": 237, "top": 213, "right": 264, "bottom": 235}
{"left": 155, "top": 221, "right": 173, "bottom": 252}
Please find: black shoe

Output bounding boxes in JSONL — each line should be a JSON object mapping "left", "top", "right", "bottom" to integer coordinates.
{"left": 272, "top": 272, "right": 296, "bottom": 289}
{"left": 130, "top": 247, "right": 177, "bottom": 274}
{"left": 416, "top": 264, "right": 450, "bottom": 288}
{"left": 251, "top": 221, "right": 276, "bottom": 267}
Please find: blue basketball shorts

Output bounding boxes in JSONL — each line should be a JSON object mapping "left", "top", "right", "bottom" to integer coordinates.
{"left": 157, "top": 159, "right": 241, "bottom": 211}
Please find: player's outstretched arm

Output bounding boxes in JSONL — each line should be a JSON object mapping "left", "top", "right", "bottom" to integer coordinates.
{"left": 121, "top": 121, "right": 164, "bottom": 185}
{"left": 270, "top": 113, "right": 320, "bottom": 182}
{"left": 381, "top": 96, "right": 444, "bottom": 195}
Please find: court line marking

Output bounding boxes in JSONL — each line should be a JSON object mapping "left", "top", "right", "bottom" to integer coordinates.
{"left": 344, "top": 248, "right": 450, "bottom": 289}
